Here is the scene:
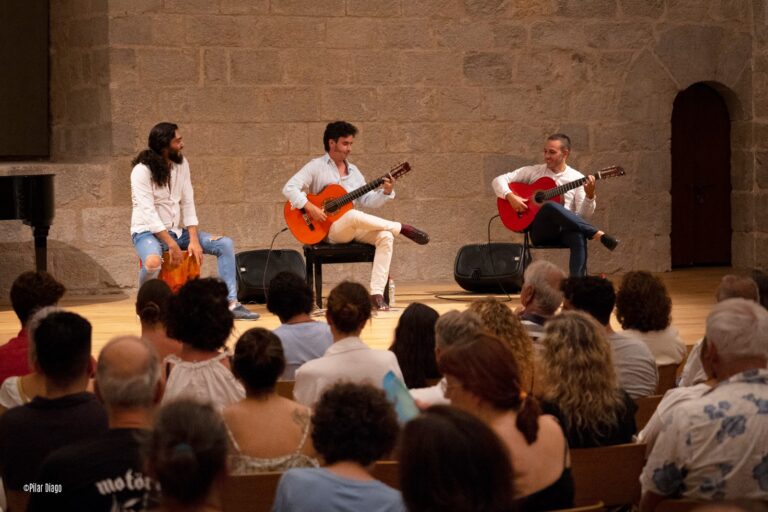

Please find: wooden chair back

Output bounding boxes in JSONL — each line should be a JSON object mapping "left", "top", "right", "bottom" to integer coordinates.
{"left": 371, "top": 460, "right": 400, "bottom": 490}
{"left": 656, "top": 363, "right": 678, "bottom": 394}
{"left": 552, "top": 501, "right": 605, "bottom": 512}
{"left": 570, "top": 443, "right": 646, "bottom": 507}
{"left": 222, "top": 471, "right": 283, "bottom": 512}
{"left": 634, "top": 394, "right": 663, "bottom": 431}
{"left": 275, "top": 380, "right": 295, "bottom": 400}
{"left": 653, "top": 498, "right": 711, "bottom": 512}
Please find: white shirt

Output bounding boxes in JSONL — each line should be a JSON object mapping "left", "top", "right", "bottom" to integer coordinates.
{"left": 492, "top": 163, "right": 596, "bottom": 219}
{"left": 409, "top": 378, "right": 450, "bottom": 406}
{"left": 608, "top": 331, "right": 659, "bottom": 399}
{"left": 623, "top": 327, "right": 687, "bottom": 366}
{"left": 679, "top": 338, "right": 708, "bottom": 387}
{"left": 637, "top": 382, "right": 711, "bottom": 455}
{"left": 293, "top": 336, "right": 404, "bottom": 408}
{"left": 130, "top": 158, "right": 199, "bottom": 236}
{"left": 282, "top": 154, "right": 395, "bottom": 211}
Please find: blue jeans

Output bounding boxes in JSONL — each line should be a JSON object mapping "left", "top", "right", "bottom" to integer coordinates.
{"left": 529, "top": 202, "right": 598, "bottom": 277}
{"left": 132, "top": 229, "right": 238, "bottom": 302}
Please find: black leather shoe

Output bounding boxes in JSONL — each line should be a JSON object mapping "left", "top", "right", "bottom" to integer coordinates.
{"left": 400, "top": 224, "right": 430, "bottom": 245}
{"left": 600, "top": 234, "right": 619, "bottom": 251}
{"left": 370, "top": 294, "right": 390, "bottom": 311}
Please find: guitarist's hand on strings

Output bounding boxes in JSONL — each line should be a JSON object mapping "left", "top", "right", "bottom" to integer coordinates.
{"left": 305, "top": 201, "right": 327, "bottom": 222}
{"left": 381, "top": 174, "right": 396, "bottom": 195}
{"left": 584, "top": 175, "right": 596, "bottom": 199}
{"left": 505, "top": 192, "right": 528, "bottom": 213}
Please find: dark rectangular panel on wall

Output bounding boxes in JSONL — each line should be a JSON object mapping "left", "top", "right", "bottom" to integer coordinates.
{"left": 0, "top": 0, "right": 49, "bottom": 158}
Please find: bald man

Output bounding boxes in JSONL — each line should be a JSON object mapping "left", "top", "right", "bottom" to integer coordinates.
{"left": 29, "top": 336, "right": 163, "bottom": 512}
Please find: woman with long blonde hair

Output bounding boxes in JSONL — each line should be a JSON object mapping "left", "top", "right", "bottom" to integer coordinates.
{"left": 469, "top": 298, "right": 535, "bottom": 392}
{"left": 539, "top": 311, "right": 636, "bottom": 448}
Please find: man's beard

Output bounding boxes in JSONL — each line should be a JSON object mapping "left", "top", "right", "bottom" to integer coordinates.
{"left": 168, "top": 149, "right": 183, "bottom": 164}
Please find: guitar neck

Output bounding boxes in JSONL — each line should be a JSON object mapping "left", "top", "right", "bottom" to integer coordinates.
{"left": 327, "top": 177, "right": 385, "bottom": 210}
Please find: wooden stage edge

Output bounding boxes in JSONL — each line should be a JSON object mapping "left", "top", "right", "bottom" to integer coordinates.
{"left": 0, "top": 267, "right": 737, "bottom": 355}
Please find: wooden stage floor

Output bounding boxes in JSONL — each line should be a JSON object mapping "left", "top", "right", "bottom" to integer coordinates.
{"left": 0, "top": 267, "right": 734, "bottom": 355}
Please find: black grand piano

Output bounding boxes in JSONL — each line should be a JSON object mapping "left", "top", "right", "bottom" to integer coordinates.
{"left": 0, "top": 174, "right": 55, "bottom": 271}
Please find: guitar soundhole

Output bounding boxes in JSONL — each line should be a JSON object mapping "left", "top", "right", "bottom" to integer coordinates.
{"left": 533, "top": 191, "right": 546, "bottom": 204}
{"left": 324, "top": 200, "right": 338, "bottom": 214}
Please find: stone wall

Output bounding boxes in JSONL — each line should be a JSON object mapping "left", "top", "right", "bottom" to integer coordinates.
{"left": 0, "top": 0, "right": 765, "bottom": 299}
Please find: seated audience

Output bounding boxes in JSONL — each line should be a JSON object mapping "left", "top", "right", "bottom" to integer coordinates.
{"left": 539, "top": 311, "right": 636, "bottom": 447}
{"left": 28, "top": 335, "right": 163, "bottom": 511}
{"left": 388, "top": 302, "right": 440, "bottom": 389}
{"left": 641, "top": 298, "right": 768, "bottom": 508}
{"left": 273, "top": 382, "right": 404, "bottom": 511}
{"left": 409, "top": 309, "right": 484, "bottom": 405}
{"left": 0, "top": 312, "right": 50, "bottom": 414}
{"left": 163, "top": 277, "right": 244, "bottom": 408}
{"left": 222, "top": 328, "right": 318, "bottom": 473}
{"left": 439, "top": 332, "right": 574, "bottom": 511}
{"left": 562, "top": 275, "right": 658, "bottom": 398}
{"left": 267, "top": 272, "right": 333, "bottom": 379}
{"left": 680, "top": 274, "right": 761, "bottom": 386}
{"left": 0, "top": 308, "right": 108, "bottom": 512}
{"left": 615, "top": 271, "right": 686, "bottom": 365}
{"left": 470, "top": 298, "right": 535, "bottom": 392}
{"left": 143, "top": 399, "right": 228, "bottom": 512}
{"left": 136, "top": 279, "right": 181, "bottom": 362}
{"left": 294, "top": 281, "right": 403, "bottom": 407}
{"left": 0, "top": 270, "right": 65, "bottom": 384}
{"left": 516, "top": 260, "right": 567, "bottom": 343}
{"left": 399, "top": 405, "right": 515, "bottom": 512}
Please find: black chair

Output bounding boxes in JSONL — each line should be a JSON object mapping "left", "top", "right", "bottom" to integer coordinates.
{"left": 303, "top": 242, "right": 389, "bottom": 309}
{"left": 521, "top": 230, "right": 571, "bottom": 274}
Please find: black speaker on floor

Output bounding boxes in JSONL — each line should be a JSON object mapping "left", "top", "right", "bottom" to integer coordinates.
{"left": 453, "top": 243, "right": 529, "bottom": 293}
{"left": 236, "top": 249, "right": 305, "bottom": 303}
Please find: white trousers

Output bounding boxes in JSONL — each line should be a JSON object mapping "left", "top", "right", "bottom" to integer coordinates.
{"left": 328, "top": 209, "right": 401, "bottom": 295}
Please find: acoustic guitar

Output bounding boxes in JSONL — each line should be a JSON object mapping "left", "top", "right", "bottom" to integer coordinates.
{"left": 284, "top": 162, "right": 412, "bottom": 245}
{"left": 497, "top": 166, "right": 625, "bottom": 232}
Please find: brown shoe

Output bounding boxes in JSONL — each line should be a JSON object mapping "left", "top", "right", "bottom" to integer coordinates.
{"left": 400, "top": 224, "right": 430, "bottom": 245}
{"left": 370, "top": 294, "right": 390, "bottom": 311}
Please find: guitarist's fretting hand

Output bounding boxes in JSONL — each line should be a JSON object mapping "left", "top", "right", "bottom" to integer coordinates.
{"left": 505, "top": 192, "right": 529, "bottom": 213}
{"left": 381, "top": 174, "right": 396, "bottom": 195}
{"left": 304, "top": 201, "right": 327, "bottom": 222}
{"left": 584, "top": 175, "right": 596, "bottom": 199}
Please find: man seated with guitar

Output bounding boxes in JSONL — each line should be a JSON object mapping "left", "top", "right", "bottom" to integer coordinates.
{"left": 492, "top": 133, "right": 619, "bottom": 276}
{"left": 282, "top": 121, "right": 429, "bottom": 311}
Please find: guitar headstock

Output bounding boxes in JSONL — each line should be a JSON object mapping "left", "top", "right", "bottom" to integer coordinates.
{"left": 595, "top": 166, "right": 625, "bottom": 180}
{"left": 388, "top": 162, "right": 412, "bottom": 179}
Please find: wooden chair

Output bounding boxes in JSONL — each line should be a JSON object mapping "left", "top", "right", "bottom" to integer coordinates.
{"left": 657, "top": 363, "right": 679, "bottom": 394}
{"left": 275, "top": 380, "right": 295, "bottom": 400}
{"left": 634, "top": 394, "right": 664, "bottom": 431}
{"left": 522, "top": 230, "right": 565, "bottom": 274}
{"left": 552, "top": 501, "right": 605, "bottom": 512}
{"left": 303, "top": 242, "right": 389, "bottom": 308}
{"left": 222, "top": 471, "right": 283, "bottom": 512}
{"left": 570, "top": 442, "right": 647, "bottom": 507}
{"left": 371, "top": 460, "right": 400, "bottom": 490}
{"left": 653, "top": 498, "right": 709, "bottom": 512}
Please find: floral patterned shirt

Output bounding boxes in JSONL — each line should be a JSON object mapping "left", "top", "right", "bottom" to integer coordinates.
{"left": 641, "top": 368, "right": 768, "bottom": 500}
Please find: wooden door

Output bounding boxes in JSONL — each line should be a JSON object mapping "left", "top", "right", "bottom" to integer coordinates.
{"left": 671, "top": 83, "right": 731, "bottom": 267}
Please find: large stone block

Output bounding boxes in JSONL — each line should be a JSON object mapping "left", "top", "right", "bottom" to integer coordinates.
{"left": 163, "top": 0, "right": 219, "bottom": 13}
{"left": 755, "top": 192, "right": 768, "bottom": 232}
{"left": 181, "top": 88, "right": 263, "bottom": 123}
{"left": 82, "top": 207, "right": 132, "bottom": 248}
{"left": 320, "top": 87, "right": 380, "bottom": 120}
{"left": 326, "top": 18, "right": 383, "bottom": 49}
{"left": 507, "top": 0, "right": 557, "bottom": 17}
{"left": 403, "top": 0, "right": 464, "bottom": 18}
{"left": 378, "top": 87, "right": 439, "bottom": 121}
{"left": 54, "top": 164, "right": 114, "bottom": 208}
{"left": 282, "top": 49, "right": 349, "bottom": 85}
{"left": 665, "top": 0, "right": 717, "bottom": 22}
{"left": 204, "top": 48, "right": 228, "bottom": 85}
{"left": 347, "top": 0, "right": 401, "bottom": 16}
{"left": 481, "top": 86, "right": 567, "bottom": 122}
{"left": 432, "top": 87, "right": 486, "bottom": 121}
{"left": 138, "top": 48, "right": 198, "bottom": 84}
{"left": 732, "top": 191, "right": 755, "bottom": 232}
{"left": 150, "top": 14, "right": 186, "bottom": 46}
{"left": 380, "top": 19, "right": 435, "bottom": 48}
{"left": 260, "top": 87, "right": 320, "bottom": 122}
{"left": 593, "top": 122, "right": 669, "bottom": 153}
{"left": 732, "top": 231, "right": 756, "bottom": 269}
{"left": 617, "top": 0, "right": 665, "bottom": 18}
{"left": 493, "top": 23, "right": 528, "bottom": 48}
{"left": 219, "top": 0, "right": 269, "bottom": 14}
{"left": 109, "top": 48, "right": 138, "bottom": 84}
{"left": 185, "top": 123, "right": 292, "bottom": 157}
{"left": 554, "top": 0, "right": 618, "bottom": 17}
{"left": 244, "top": 17, "right": 326, "bottom": 48}
{"left": 109, "top": 0, "right": 162, "bottom": 15}
{"left": 568, "top": 88, "right": 618, "bottom": 121}
{"left": 68, "top": 15, "right": 109, "bottom": 47}
{"left": 230, "top": 49, "right": 282, "bottom": 84}
{"left": 756, "top": 152, "right": 768, "bottom": 189}
{"left": 464, "top": 0, "right": 509, "bottom": 16}
{"left": 463, "top": 52, "right": 516, "bottom": 85}
{"left": 185, "top": 15, "right": 244, "bottom": 46}
{"left": 350, "top": 51, "right": 403, "bottom": 85}
{"left": 243, "top": 155, "right": 309, "bottom": 202}
{"left": 731, "top": 150, "right": 754, "bottom": 191}
{"left": 190, "top": 157, "right": 245, "bottom": 204}
{"left": 396, "top": 153, "right": 485, "bottom": 199}
{"left": 271, "top": 0, "right": 345, "bottom": 16}
{"left": 530, "top": 21, "right": 589, "bottom": 49}
{"left": 435, "top": 20, "right": 496, "bottom": 49}
{"left": 585, "top": 22, "right": 653, "bottom": 49}
{"left": 401, "top": 51, "right": 464, "bottom": 85}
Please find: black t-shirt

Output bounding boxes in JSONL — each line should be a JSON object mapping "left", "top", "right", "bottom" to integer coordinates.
{"left": 0, "top": 392, "right": 109, "bottom": 490}
{"left": 540, "top": 389, "right": 637, "bottom": 449}
{"left": 27, "top": 428, "right": 160, "bottom": 512}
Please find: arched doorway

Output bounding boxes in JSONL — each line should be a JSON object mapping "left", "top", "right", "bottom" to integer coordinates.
{"left": 670, "top": 82, "right": 731, "bottom": 267}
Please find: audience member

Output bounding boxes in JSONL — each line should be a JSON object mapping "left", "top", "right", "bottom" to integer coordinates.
{"left": 399, "top": 405, "right": 515, "bottom": 512}
{"left": 615, "top": 271, "right": 686, "bottom": 365}
{"left": 0, "top": 309, "right": 108, "bottom": 512}
{"left": 28, "top": 335, "right": 163, "bottom": 511}
{"left": 470, "top": 298, "right": 535, "bottom": 392}
{"left": 143, "top": 399, "right": 228, "bottom": 512}
{"left": 0, "top": 311, "right": 50, "bottom": 414}
{"left": 679, "top": 274, "right": 760, "bottom": 387}
{"left": 293, "top": 281, "right": 403, "bottom": 407}
{"left": 640, "top": 299, "right": 768, "bottom": 508}
{"left": 136, "top": 278, "right": 181, "bottom": 362}
{"left": 439, "top": 332, "right": 574, "bottom": 511}
{"left": 388, "top": 302, "right": 440, "bottom": 389}
{"left": 409, "top": 309, "right": 484, "bottom": 405}
{"left": 273, "top": 382, "right": 404, "bottom": 511}
{"left": 517, "top": 260, "right": 567, "bottom": 343}
{"left": 267, "top": 271, "right": 333, "bottom": 380}
{"left": 562, "top": 275, "right": 658, "bottom": 398}
{"left": 539, "top": 311, "right": 636, "bottom": 447}
{"left": 0, "top": 271, "right": 65, "bottom": 384}
{"left": 223, "top": 328, "right": 318, "bottom": 473}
